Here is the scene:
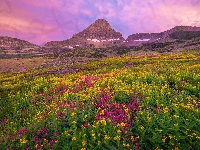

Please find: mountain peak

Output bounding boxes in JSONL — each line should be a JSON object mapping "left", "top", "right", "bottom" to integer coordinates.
{"left": 94, "top": 18, "right": 108, "bottom": 23}
{"left": 71, "top": 19, "right": 124, "bottom": 41}
{"left": 93, "top": 19, "right": 110, "bottom": 26}
{"left": 86, "top": 19, "right": 112, "bottom": 31}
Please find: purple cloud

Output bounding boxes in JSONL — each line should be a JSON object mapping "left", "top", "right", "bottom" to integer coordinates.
{"left": 0, "top": 0, "right": 200, "bottom": 45}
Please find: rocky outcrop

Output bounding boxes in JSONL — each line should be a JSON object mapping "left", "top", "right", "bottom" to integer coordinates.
{"left": 126, "top": 26, "right": 200, "bottom": 46}
{"left": 44, "top": 21, "right": 200, "bottom": 48}
{"left": 73, "top": 19, "right": 124, "bottom": 40}
{"left": 44, "top": 19, "right": 125, "bottom": 49}
{"left": 0, "top": 36, "right": 40, "bottom": 55}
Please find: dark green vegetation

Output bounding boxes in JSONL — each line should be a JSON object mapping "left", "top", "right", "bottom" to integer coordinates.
{"left": 170, "top": 31, "right": 200, "bottom": 40}
{"left": 0, "top": 53, "right": 200, "bottom": 150}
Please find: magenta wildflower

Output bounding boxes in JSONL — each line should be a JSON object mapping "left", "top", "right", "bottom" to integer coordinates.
{"left": 8, "top": 135, "right": 14, "bottom": 141}
{"left": 34, "top": 127, "right": 49, "bottom": 143}
{"left": 154, "top": 105, "right": 159, "bottom": 113}
{"left": 83, "top": 123, "right": 89, "bottom": 128}
{"left": 0, "top": 135, "right": 5, "bottom": 145}
{"left": 134, "top": 144, "right": 139, "bottom": 150}
{"left": 57, "top": 111, "right": 65, "bottom": 117}
{"left": 54, "top": 132, "right": 60, "bottom": 136}
{"left": 50, "top": 140, "right": 55, "bottom": 146}
{"left": 1, "top": 118, "right": 7, "bottom": 125}
{"left": 18, "top": 128, "right": 28, "bottom": 138}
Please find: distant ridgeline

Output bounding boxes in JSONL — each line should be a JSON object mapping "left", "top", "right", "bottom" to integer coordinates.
{"left": 0, "top": 20, "right": 200, "bottom": 58}
{"left": 169, "top": 31, "right": 200, "bottom": 40}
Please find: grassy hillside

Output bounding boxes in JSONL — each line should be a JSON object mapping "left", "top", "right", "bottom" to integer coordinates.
{"left": 0, "top": 53, "right": 200, "bottom": 149}
{"left": 169, "top": 31, "right": 200, "bottom": 40}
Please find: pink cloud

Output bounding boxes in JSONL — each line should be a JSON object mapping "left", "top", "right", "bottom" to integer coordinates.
{"left": 118, "top": 0, "right": 200, "bottom": 34}
{"left": 0, "top": 0, "right": 200, "bottom": 44}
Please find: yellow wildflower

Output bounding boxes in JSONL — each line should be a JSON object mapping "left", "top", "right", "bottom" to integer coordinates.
{"left": 71, "top": 112, "right": 76, "bottom": 116}
{"left": 72, "top": 121, "right": 77, "bottom": 124}
{"left": 82, "top": 140, "right": 87, "bottom": 146}
{"left": 174, "top": 115, "right": 179, "bottom": 118}
{"left": 123, "top": 143, "right": 130, "bottom": 147}
{"left": 131, "top": 136, "right": 134, "bottom": 141}
{"left": 175, "top": 147, "right": 179, "bottom": 150}
{"left": 120, "top": 122, "right": 125, "bottom": 127}
{"left": 140, "top": 125, "right": 144, "bottom": 130}
{"left": 72, "top": 137, "right": 76, "bottom": 141}
{"left": 162, "top": 136, "right": 167, "bottom": 142}
{"left": 114, "top": 135, "right": 120, "bottom": 140}
{"left": 64, "top": 130, "right": 69, "bottom": 135}
{"left": 174, "top": 124, "right": 178, "bottom": 127}
{"left": 163, "top": 107, "right": 169, "bottom": 113}
{"left": 20, "top": 138, "right": 27, "bottom": 145}
{"left": 35, "top": 144, "right": 38, "bottom": 148}
{"left": 100, "top": 119, "right": 106, "bottom": 125}
{"left": 104, "top": 135, "right": 110, "bottom": 140}
{"left": 100, "top": 109, "right": 105, "bottom": 115}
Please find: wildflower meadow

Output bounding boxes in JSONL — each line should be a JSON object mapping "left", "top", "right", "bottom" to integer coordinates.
{"left": 0, "top": 54, "right": 200, "bottom": 150}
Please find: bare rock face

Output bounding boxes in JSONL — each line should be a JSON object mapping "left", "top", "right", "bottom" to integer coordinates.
{"left": 125, "top": 33, "right": 163, "bottom": 46}
{"left": 73, "top": 19, "right": 124, "bottom": 40}
{"left": 0, "top": 36, "right": 40, "bottom": 55}
{"left": 126, "top": 26, "right": 200, "bottom": 46}
{"left": 44, "top": 19, "right": 125, "bottom": 49}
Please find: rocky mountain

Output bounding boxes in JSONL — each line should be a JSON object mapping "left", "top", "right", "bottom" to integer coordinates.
{"left": 44, "top": 19, "right": 125, "bottom": 49}
{"left": 44, "top": 21, "right": 200, "bottom": 50}
{"left": 0, "top": 36, "right": 41, "bottom": 57}
{"left": 126, "top": 26, "right": 200, "bottom": 46}
{"left": 1, "top": 19, "right": 200, "bottom": 58}
{"left": 72, "top": 19, "right": 124, "bottom": 40}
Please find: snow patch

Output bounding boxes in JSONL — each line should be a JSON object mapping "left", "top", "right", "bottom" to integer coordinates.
{"left": 107, "top": 38, "right": 120, "bottom": 41}
{"left": 101, "top": 40, "right": 107, "bottom": 42}
{"left": 87, "top": 38, "right": 120, "bottom": 42}
{"left": 88, "top": 39, "right": 100, "bottom": 42}
{"left": 134, "top": 39, "right": 150, "bottom": 41}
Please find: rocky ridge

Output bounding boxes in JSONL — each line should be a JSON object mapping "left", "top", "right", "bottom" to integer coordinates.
{"left": 0, "top": 19, "right": 200, "bottom": 58}
{"left": 44, "top": 19, "right": 125, "bottom": 49}
{"left": 126, "top": 26, "right": 200, "bottom": 46}
{"left": 0, "top": 36, "right": 41, "bottom": 57}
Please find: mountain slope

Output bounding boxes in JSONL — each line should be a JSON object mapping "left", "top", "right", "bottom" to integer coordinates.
{"left": 126, "top": 26, "right": 200, "bottom": 46}
{"left": 0, "top": 36, "right": 41, "bottom": 57}
{"left": 44, "top": 19, "right": 125, "bottom": 49}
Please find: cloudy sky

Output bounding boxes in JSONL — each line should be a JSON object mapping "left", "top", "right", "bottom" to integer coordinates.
{"left": 0, "top": 0, "right": 200, "bottom": 45}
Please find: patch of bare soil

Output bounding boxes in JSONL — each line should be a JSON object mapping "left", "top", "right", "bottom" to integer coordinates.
{"left": 0, "top": 57, "right": 52, "bottom": 73}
